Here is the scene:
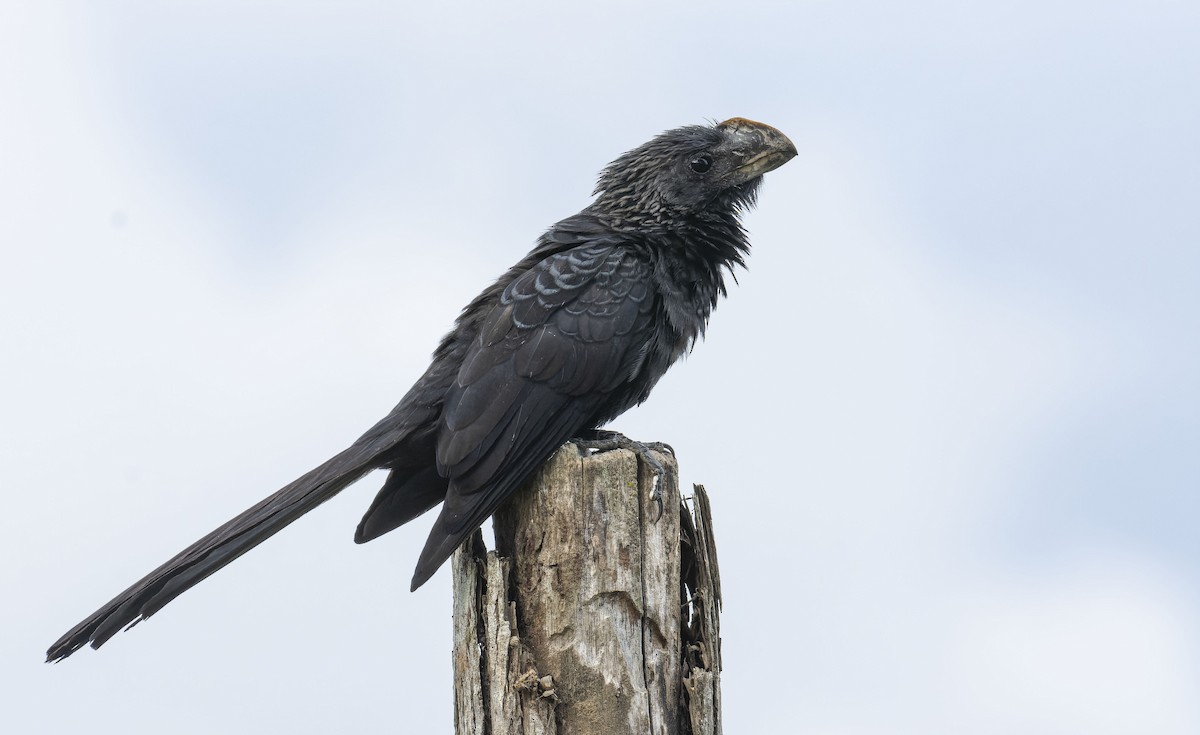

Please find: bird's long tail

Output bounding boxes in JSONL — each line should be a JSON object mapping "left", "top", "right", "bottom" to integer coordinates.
{"left": 46, "top": 442, "right": 383, "bottom": 662}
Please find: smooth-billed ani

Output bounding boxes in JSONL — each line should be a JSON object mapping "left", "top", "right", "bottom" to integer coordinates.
{"left": 47, "top": 117, "right": 796, "bottom": 662}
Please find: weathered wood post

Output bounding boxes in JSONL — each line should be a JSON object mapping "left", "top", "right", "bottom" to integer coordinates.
{"left": 451, "top": 442, "right": 723, "bottom": 735}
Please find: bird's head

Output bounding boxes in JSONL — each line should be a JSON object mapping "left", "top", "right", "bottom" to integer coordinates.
{"left": 592, "top": 118, "right": 796, "bottom": 223}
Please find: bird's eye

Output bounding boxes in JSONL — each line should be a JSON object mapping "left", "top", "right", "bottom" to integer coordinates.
{"left": 689, "top": 155, "right": 712, "bottom": 174}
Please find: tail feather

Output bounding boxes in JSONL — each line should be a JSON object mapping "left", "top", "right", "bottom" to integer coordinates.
{"left": 354, "top": 464, "right": 446, "bottom": 544}
{"left": 46, "top": 442, "right": 382, "bottom": 662}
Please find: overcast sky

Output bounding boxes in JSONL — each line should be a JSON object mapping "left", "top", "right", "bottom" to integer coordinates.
{"left": 3, "top": 2, "right": 1198, "bottom": 733}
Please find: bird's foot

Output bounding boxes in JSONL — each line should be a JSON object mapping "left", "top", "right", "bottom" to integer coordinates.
{"left": 571, "top": 430, "right": 673, "bottom": 520}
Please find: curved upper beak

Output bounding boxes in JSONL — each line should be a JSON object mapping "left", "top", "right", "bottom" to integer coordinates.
{"left": 717, "top": 117, "right": 797, "bottom": 180}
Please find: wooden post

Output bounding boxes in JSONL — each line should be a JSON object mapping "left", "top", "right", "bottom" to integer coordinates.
{"left": 451, "top": 442, "right": 723, "bottom": 735}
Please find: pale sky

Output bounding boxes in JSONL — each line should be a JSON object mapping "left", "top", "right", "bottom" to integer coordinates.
{"left": 3, "top": 2, "right": 1198, "bottom": 733}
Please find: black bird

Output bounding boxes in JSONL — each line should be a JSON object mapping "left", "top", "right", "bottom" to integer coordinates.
{"left": 47, "top": 118, "right": 796, "bottom": 662}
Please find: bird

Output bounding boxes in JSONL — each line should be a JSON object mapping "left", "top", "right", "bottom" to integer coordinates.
{"left": 46, "top": 117, "right": 796, "bottom": 662}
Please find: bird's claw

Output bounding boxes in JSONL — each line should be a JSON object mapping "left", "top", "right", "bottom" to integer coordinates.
{"left": 571, "top": 430, "right": 668, "bottom": 521}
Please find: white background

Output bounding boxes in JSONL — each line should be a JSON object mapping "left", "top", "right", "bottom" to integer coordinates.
{"left": 3, "top": 2, "right": 1198, "bottom": 733}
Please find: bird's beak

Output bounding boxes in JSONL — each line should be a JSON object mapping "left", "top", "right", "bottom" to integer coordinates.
{"left": 718, "top": 117, "right": 797, "bottom": 180}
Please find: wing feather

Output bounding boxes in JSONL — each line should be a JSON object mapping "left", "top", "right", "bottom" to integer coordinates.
{"left": 408, "top": 241, "right": 659, "bottom": 588}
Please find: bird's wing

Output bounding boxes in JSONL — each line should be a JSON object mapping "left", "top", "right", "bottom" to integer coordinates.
{"left": 409, "top": 241, "right": 658, "bottom": 587}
